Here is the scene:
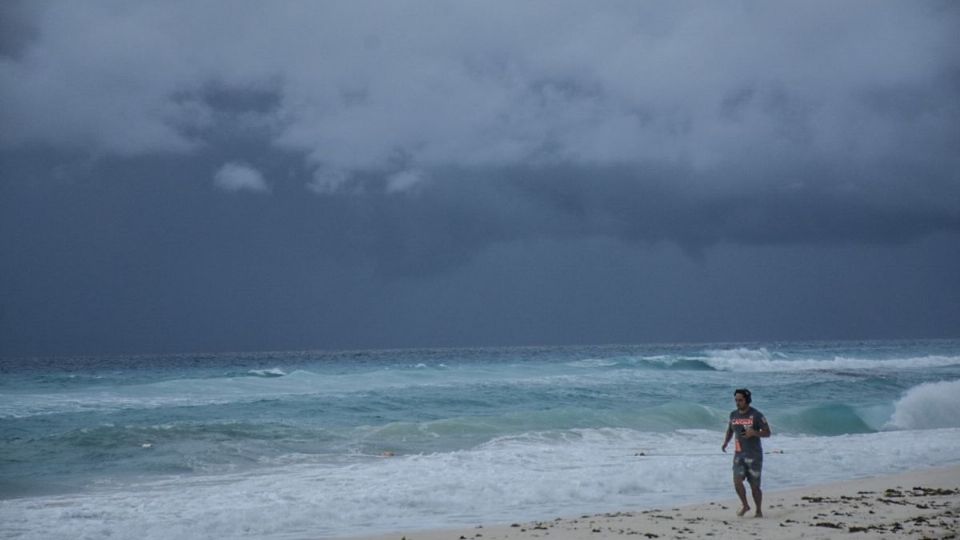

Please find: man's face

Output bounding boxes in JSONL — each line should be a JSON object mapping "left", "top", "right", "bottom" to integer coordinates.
{"left": 735, "top": 394, "right": 748, "bottom": 411}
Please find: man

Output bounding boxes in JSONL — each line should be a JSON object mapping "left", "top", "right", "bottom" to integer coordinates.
{"left": 721, "top": 388, "right": 771, "bottom": 517}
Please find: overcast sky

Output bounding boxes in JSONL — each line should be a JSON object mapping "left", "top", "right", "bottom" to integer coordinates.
{"left": 1, "top": 1, "right": 958, "bottom": 356}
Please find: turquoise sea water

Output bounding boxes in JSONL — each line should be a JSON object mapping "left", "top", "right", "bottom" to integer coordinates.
{"left": 2, "top": 340, "right": 960, "bottom": 538}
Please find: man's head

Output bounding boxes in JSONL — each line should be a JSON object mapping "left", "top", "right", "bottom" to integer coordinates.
{"left": 734, "top": 388, "right": 752, "bottom": 410}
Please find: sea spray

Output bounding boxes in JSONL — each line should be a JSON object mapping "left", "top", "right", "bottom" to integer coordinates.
{"left": 888, "top": 379, "right": 960, "bottom": 430}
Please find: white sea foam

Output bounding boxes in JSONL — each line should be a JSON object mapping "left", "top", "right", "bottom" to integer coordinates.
{"left": 639, "top": 355, "right": 673, "bottom": 361}
{"left": 888, "top": 379, "right": 960, "bottom": 430}
{"left": 569, "top": 348, "right": 960, "bottom": 373}
{"left": 247, "top": 368, "right": 287, "bottom": 377}
{"left": 701, "top": 349, "right": 960, "bottom": 372}
{"left": 706, "top": 347, "right": 787, "bottom": 362}
{"left": 566, "top": 358, "right": 619, "bottom": 368}
{"left": 2, "top": 427, "right": 959, "bottom": 539}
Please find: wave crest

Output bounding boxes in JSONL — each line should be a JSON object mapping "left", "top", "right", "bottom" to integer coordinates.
{"left": 777, "top": 404, "right": 876, "bottom": 435}
{"left": 888, "top": 379, "right": 960, "bottom": 430}
{"left": 560, "top": 349, "right": 960, "bottom": 373}
{"left": 247, "top": 368, "right": 287, "bottom": 378}
{"left": 702, "top": 349, "right": 960, "bottom": 372}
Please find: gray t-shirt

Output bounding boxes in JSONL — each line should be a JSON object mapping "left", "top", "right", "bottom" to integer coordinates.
{"left": 729, "top": 407, "right": 767, "bottom": 459}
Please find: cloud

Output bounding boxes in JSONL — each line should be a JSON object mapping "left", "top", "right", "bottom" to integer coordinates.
{"left": 213, "top": 162, "right": 269, "bottom": 193}
{"left": 1, "top": 1, "right": 957, "bottom": 248}
{"left": 0, "top": 1, "right": 40, "bottom": 60}
{"left": 306, "top": 169, "right": 350, "bottom": 195}
{"left": 385, "top": 169, "right": 426, "bottom": 194}
{"left": 3, "top": 3, "right": 956, "bottom": 166}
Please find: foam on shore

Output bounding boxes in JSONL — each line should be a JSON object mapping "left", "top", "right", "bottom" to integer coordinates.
{"left": 349, "top": 465, "right": 960, "bottom": 540}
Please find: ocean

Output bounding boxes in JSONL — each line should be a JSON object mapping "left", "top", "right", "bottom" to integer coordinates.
{"left": 2, "top": 340, "right": 959, "bottom": 539}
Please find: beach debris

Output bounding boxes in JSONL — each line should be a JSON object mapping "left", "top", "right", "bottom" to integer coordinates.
{"left": 814, "top": 521, "right": 844, "bottom": 529}
{"left": 911, "top": 486, "right": 958, "bottom": 496}
{"left": 603, "top": 511, "right": 631, "bottom": 518}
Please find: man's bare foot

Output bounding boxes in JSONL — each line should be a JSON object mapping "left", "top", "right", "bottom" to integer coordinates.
{"left": 737, "top": 506, "right": 750, "bottom": 517}
{"left": 754, "top": 510, "right": 763, "bottom": 518}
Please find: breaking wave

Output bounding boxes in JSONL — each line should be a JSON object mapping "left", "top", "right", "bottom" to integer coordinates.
{"left": 887, "top": 379, "right": 960, "bottom": 430}
{"left": 568, "top": 349, "right": 960, "bottom": 373}
{"left": 776, "top": 404, "right": 877, "bottom": 435}
{"left": 700, "top": 349, "right": 960, "bottom": 372}
{"left": 246, "top": 368, "right": 287, "bottom": 378}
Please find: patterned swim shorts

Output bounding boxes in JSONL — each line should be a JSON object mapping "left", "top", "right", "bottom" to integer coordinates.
{"left": 732, "top": 455, "right": 762, "bottom": 483}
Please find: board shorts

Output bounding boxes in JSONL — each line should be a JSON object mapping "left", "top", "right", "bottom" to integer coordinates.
{"left": 732, "top": 454, "right": 762, "bottom": 484}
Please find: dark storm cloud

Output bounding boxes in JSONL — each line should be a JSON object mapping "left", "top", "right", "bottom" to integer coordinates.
{"left": 2, "top": 1, "right": 957, "bottom": 245}
{"left": 0, "top": 1, "right": 39, "bottom": 60}
{"left": 2, "top": 2, "right": 959, "bottom": 355}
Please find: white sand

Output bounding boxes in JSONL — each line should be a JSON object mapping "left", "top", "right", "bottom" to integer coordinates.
{"left": 347, "top": 465, "right": 960, "bottom": 540}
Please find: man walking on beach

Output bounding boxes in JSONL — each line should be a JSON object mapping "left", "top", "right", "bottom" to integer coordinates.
{"left": 722, "top": 388, "right": 771, "bottom": 517}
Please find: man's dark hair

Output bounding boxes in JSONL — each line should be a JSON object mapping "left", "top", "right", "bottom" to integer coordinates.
{"left": 734, "top": 388, "right": 752, "bottom": 404}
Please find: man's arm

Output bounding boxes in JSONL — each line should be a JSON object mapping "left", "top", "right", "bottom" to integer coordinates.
{"left": 745, "top": 417, "right": 771, "bottom": 439}
{"left": 722, "top": 425, "right": 733, "bottom": 452}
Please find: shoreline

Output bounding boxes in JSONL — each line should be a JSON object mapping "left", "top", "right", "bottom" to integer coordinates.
{"left": 344, "top": 464, "right": 960, "bottom": 540}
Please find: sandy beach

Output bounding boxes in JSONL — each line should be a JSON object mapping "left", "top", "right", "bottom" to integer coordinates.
{"left": 350, "top": 465, "right": 959, "bottom": 540}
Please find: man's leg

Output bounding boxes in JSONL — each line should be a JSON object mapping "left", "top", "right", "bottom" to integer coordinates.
{"left": 748, "top": 477, "right": 762, "bottom": 517}
{"left": 746, "top": 458, "right": 763, "bottom": 517}
{"left": 733, "top": 474, "right": 750, "bottom": 516}
{"left": 732, "top": 457, "right": 750, "bottom": 516}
